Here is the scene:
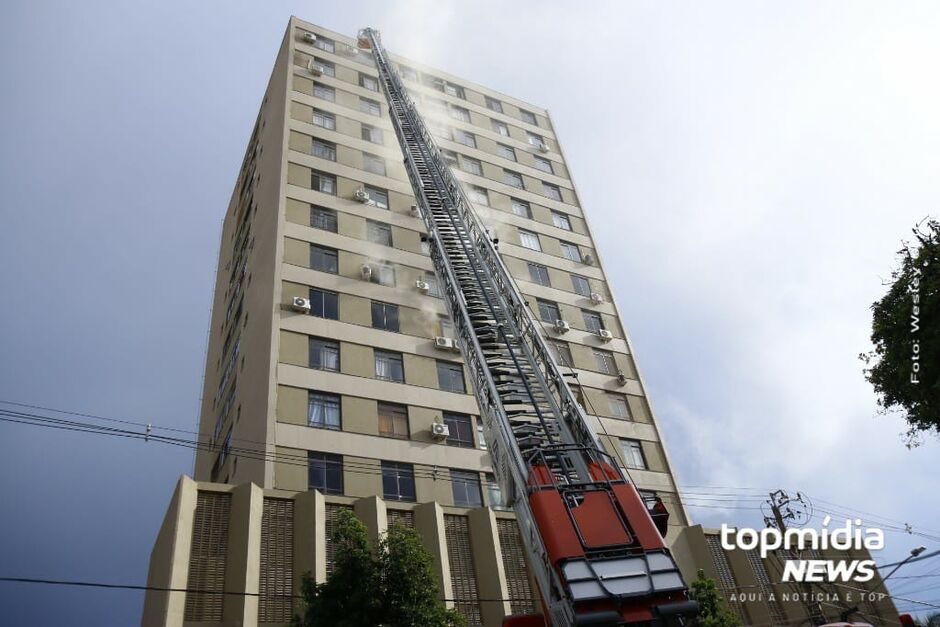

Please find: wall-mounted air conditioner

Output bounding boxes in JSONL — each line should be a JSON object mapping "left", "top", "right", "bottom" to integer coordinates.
{"left": 290, "top": 297, "right": 311, "bottom": 313}
{"left": 553, "top": 320, "right": 570, "bottom": 334}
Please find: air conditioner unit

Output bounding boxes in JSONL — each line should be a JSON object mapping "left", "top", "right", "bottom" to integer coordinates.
{"left": 597, "top": 329, "right": 613, "bottom": 342}
{"left": 583, "top": 252, "right": 595, "bottom": 265}
{"left": 538, "top": 143, "right": 550, "bottom": 153}
{"left": 306, "top": 60, "right": 322, "bottom": 76}
{"left": 360, "top": 264, "right": 373, "bottom": 280}
{"left": 617, "top": 370, "right": 628, "bottom": 386}
{"left": 590, "top": 292, "right": 604, "bottom": 305}
{"left": 431, "top": 422, "right": 450, "bottom": 440}
{"left": 354, "top": 188, "right": 371, "bottom": 203}
{"left": 553, "top": 319, "right": 570, "bottom": 334}
{"left": 302, "top": 32, "right": 317, "bottom": 44}
{"left": 415, "top": 280, "right": 430, "bottom": 293}
{"left": 290, "top": 297, "right": 311, "bottom": 313}
{"left": 410, "top": 204, "right": 421, "bottom": 217}
{"left": 434, "top": 336, "right": 459, "bottom": 352}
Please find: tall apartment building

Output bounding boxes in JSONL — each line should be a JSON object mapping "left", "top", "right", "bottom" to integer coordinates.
{"left": 143, "top": 16, "right": 690, "bottom": 627}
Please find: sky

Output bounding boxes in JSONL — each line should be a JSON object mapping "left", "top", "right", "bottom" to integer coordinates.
{"left": 1, "top": 1, "right": 938, "bottom": 624}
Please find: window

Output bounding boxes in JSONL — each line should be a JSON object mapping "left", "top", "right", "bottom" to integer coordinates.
{"left": 310, "top": 245, "right": 338, "bottom": 273}
{"left": 312, "top": 109, "right": 335, "bottom": 130}
{"left": 399, "top": 65, "right": 417, "bottom": 81}
{"left": 491, "top": 119, "right": 510, "bottom": 136}
{"left": 437, "top": 361, "right": 466, "bottom": 393}
{"left": 560, "top": 242, "right": 582, "bottom": 262}
{"left": 450, "top": 106, "right": 471, "bottom": 123}
{"left": 528, "top": 263, "right": 551, "bottom": 287}
{"left": 371, "top": 301, "right": 399, "bottom": 332}
{"left": 551, "top": 342, "right": 573, "bottom": 367}
{"left": 309, "top": 338, "right": 339, "bottom": 371}
{"left": 363, "top": 153, "right": 386, "bottom": 175}
{"left": 608, "top": 394, "right": 630, "bottom": 419}
{"left": 537, "top": 299, "right": 561, "bottom": 323}
{"left": 497, "top": 144, "right": 516, "bottom": 161}
{"left": 370, "top": 264, "right": 395, "bottom": 286}
{"left": 382, "top": 462, "right": 416, "bottom": 502}
{"left": 485, "top": 96, "right": 503, "bottom": 113}
{"left": 460, "top": 156, "right": 482, "bottom": 175}
{"left": 519, "top": 109, "right": 537, "bottom": 125}
{"left": 312, "top": 139, "right": 336, "bottom": 161}
{"left": 313, "top": 36, "right": 334, "bottom": 53}
{"left": 543, "top": 182, "right": 562, "bottom": 201}
{"left": 511, "top": 198, "right": 532, "bottom": 218}
{"left": 519, "top": 229, "right": 541, "bottom": 251}
{"left": 451, "top": 470, "right": 482, "bottom": 507}
{"left": 534, "top": 156, "right": 553, "bottom": 173}
{"left": 477, "top": 424, "right": 487, "bottom": 450}
{"left": 441, "top": 149, "right": 458, "bottom": 166}
{"left": 424, "top": 272, "right": 442, "bottom": 297}
{"left": 504, "top": 170, "right": 524, "bottom": 189}
{"left": 378, "top": 402, "right": 409, "bottom": 439}
{"left": 365, "top": 185, "right": 389, "bottom": 209}
{"left": 366, "top": 220, "right": 392, "bottom": 246}
{"left": 309, "top": 288, "right": 338, "bottom": 319}
{"left": 308, "top": 452, "right": 343, "bottom": 495}
{"left": 310, "top": 206, "right": 337, "bottom": 232}
{"left": 308, "top": 391, "right": 341, "bottom": 429}
{"left": 374, "top": 350, "right": 404, "bottom": 382}
{"left": 313, "top": 82, "right": 335, "bottom": 102}
{"left": 552, "top": 212, "right": 572, "bottom": 231}
{"left": 443, "top": 412, "right": 474, "bottom": 448}
{"left": 593, "top": 350, "right": 616, "bottom": 375}
{"left": 312, "top": 58, "right": 335, "bottom": 77}
{"left": 583, "top": 311, "right": 604, "bottom": 333}
{"left": 620, "top": 439, "right": 646, "bottom": 469}
{"left": 311, "top": 170, "right": 336, "bottom": 195}
{"left": 467, "top": 186, "right": 489, "bottom": 205}
{"left": 439, "top": 317, "right": 455, "bottom": 338}
{"left": 359, "top": 97, "right": 381, "bottom": 116}
{"left": 485, "top": 473, "right": 509, "bottom": 510}
{"left": 359, "top": 74, "right": 378, "bottom": 92}
{"left": 444, "top": 82, "right": 465, "bottom": 98}
{"left": 361, "top": 124, "right": 383, "bottom": 144}
{"left": 571, "top": 274, "right": 591, "bottom": 297}
{"left": 454, "top": 129, "right": 476, "bottom": 148}
{"left": 526, "top": 132, "right": 544, "bottom": 148}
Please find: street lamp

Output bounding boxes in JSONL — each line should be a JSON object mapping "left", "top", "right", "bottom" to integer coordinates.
{"left": 882, "top": 545, "right": 927, "bottom": 582}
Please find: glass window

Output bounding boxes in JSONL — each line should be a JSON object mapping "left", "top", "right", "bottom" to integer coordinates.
{"left": 451, "top": 470, "right": 482, "bottom": 507}
{"left": 308, "top": 452, "right": 343, "bottom": 495}
{"left": 359, "top": 97, "right": 381, "bottom": 116}
{"left": 537, "top": 299, "right": 561, "bottom": 323}
{"left": 528, "top": 263, "right": 551, "bottom": 286}
{"left": 571, "top": 274, "right": 591, "bottom": 296}
{"left": 313, "top": 82, "right": 335, "bottom": 102}
{"left": 310, "top": 206, "right": 337, "bottom": 232}
{"left": 534, "top": 156, "right": 553, "bottom": 173}
{"left": 370, "top": 264, "right": 395, "bottom": 286}
{"left": 491, "top": 119, "right": 510, "bottom": 136}
{"left": 593, "top": 350, "right": 616, "bottom": 374}
{"left": 551, "top": 342, "right": 573, "bottom": 367}
{"left": 504, "top": 170, "right": 524, "bottom": 189}
{"left": 485, "top": 473, "right": 509, "bottom": 510}
{"left": 460, "top": 156, "right": 483, "bottom": 175}
{"left": 313, "top": 139, "right": 336, "bottom": 161}
{"left": 621, "top": 439, "right": 646, "bottom": 468}
{"left": 583, "top": 310, "right": 604, "bottom": 333}
{"left": 309, "top": 338, "right": 340, "bottom": 371}
{"left": 450, "top": 106, "right": 471, "bottom": 123}
{"left": 552, "top": 212, "right": 572, "bottom": 230}
{"left": 382, "top": 461, "right": 416, "bottom": 502}
{"left": 308, "top": 391, "right": 341, "bottom": 429}
{"left": 444, "top": 82, "right": 465, "bottom": 98}
{"left": 424, "top": 272, "right": 441, "bottom": 298}
{"left": 526, "top": 131, "right": 544, "bottom": 148}
{"left": 365, "top": 185, "right": 389, "bottom": 209}
{"left": 366, "top": 220, "right": 392, "bottom": 246}
{"left": 313, "top": 36, "right": 334, "bottom": 53}
{"left": 312, "top": 58, "right": 335, "bottom": 77}
{"left": 467, "top": 185, "right": 489, "bottom": 205}
{"left": 309, "top": 288, "right": 338, "bottom": 319}
{"left": 443, "top": 412, "right": 474, "bottom": 448}
{"left": 543, "top": 182, "right": 562, "bottom": 201}
{"left": 375, "top": 349, "right": 404, "bottom": 382}
{"left": 378, "top": 402, "right": 409, "bottom": 439}
{"left": 511, "top": 198, "right": 532, "bottom": 218}
{"left": 363, "top": 153, "right": 386, "bottom": 175}
{"left": 497, "top": 144, "right": 516, "bottom": 161}
{"left": 519, "top": 109, "right": 537, "bottom": 125}
{"left": 485, "top": 96, "right": 503, "bottom": 113}
{"left": 439, "top": 317, "right": 455, "bottom": 338}
{"left": 311, "top": 170, "right": 336, "bottom": 195}
{"left": 437, "top": 361, "right": 466, "bottom": 393}
{"left": 310, "top": 244, "right": 338, "bottom": 273}
{"left": 454, "top": 129, "right": 476, "bottom": 148}
{"left": 312, "top": 109, "right": 335, "bottom": 130}
{"left": 371, "top": 301, "right": 399, "bottom": 331}
{"left": 361, "top": 124, "right": 384, "bottom": 144}
{"left": 560, "top": 242, "right": 582, "bottom": 262}
{"left": 359, "top": 73, "right": 379, "bottom": 92}
{"left": 441, "top": 149, "right": 458, "bottom": 166}
{"left": 519, "top": 229, "right": 541, "bottom": 251}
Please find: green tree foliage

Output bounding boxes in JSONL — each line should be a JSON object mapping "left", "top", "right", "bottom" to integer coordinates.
{"left": 688, "top": 569, "right": 740, "bottom": 627}
{"left": 861, "top": 218, "right": 940, "bottom": 446}
{"left": 294, "top": 510, "right": 465, "bottom": 627}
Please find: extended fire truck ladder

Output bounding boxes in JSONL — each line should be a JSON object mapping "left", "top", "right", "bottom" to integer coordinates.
{"left": 358, "top": 28, "right": 698, "bottom": 627}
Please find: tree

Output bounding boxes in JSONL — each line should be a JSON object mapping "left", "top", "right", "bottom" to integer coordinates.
{"left": 294, "top": 511, "right": 464, "bottom": 627}
{"left": 688, "top": 569, "right": 740, "bottom": 627}
{"left": 861, "top": 218, "right": 940, "bottom": 447}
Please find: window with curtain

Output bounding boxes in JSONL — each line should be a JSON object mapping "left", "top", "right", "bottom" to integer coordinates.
{"left": 312, "top": 139, "right": 336, "bottom": 161}
{"left": 560, "top": 242, "right": 582, "bottom": 262}
{"left": 308, "top": 392, "right": 341, "bottom": 429}
{"left": 519, "top": 230, "right": 541, "bottom": 251}
{"left": 378, "top": 402, "right": 409, "bottom": 439}
{"left": 593, "top": 350, "right": 617, "bottom": 375}
{"left": 374, "top": 350, "right": 404, "bottom": 382}
{"left": 552, "top": 212, "right": 572, "bottom": 230}
{"left": 620, "top": 439, "right": 646, "bottom": 469}
{"left": 537, "top": 299, "right": 560, "bottom": 323}
{"left": 309, "top": 338, "right": 339, "bottom": 371}
{"left": 311, "top": 170, "right": 336, "bottom": 194}
{"left": 528, "top": 263, "right": 550, "bottom": 286}
{"left": 511, "top": 199, "right": 532, "bottom": 218}
{"left": 571, "top": 274, "right": 591, "bottom": 296}
{"left": 310, "top": 206, "right": 337, "bottom": 232}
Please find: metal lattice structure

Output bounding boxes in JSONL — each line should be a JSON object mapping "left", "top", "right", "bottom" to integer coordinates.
{"left": 184, "top": 491, "right": 231, "bottom": 622}
{"left": 259, "top": 498, "right": 294, "bottom": 623}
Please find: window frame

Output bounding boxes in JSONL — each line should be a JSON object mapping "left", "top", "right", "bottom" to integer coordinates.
{"left": 560, "top": 241, "right": 582, "bottom": 262}
{"left": 620, "top": 439, "right": 647, "bottom": 469}
{"left": 582, "top": 310, "right": 605, "bottom": 333}
{"left": 443, "top": 412, "right": 475, "bottom": 448}
{"left": 608, "top": 394, "right": 631, "bottom": 420}
{"left": 311, "top": 170, "right": 337, "bottom": 195}
{"left": 460, "top": 155, "right": 483, "bottom": 176}
{"left": 593, "top": 349, "right": 617, "bottom": 375}
{"left": 312, "top": 109, "right": 336, "bottom": 130}
{"left": 382, "top": 461, "right": 416, "bottom": 502}
{"left": 497, "top": 143, "right": 517, "bottom": 161}
{"left": 552, "top": 212, "right": 572, "bottom": 231}
{"left": 519, "top": 229, "right": 541, "bottom": 251}
{"left": 310, "top": 205, "right": 337, "bottom": 232}
{"left": 310, "top": 244, "right": 339, "bottom": 273}
{"left": 534, "top": 155, "right": 554, "bottom": 174}
{"left": 366, "top": 219, "right": 393, "bottom": 246}
{"left": 543, "top": 181, "right": 562, "bottom": 201}
{"left": 361, "top": 124, "right": 384, "bottom": 144}
{"left": 485, "top": 96, "right": 503, "bottom": 113}
{"left": 308, "top": 451, "right": 343, "bottom": 495}
{"left": 309, "top": 337, "right": 340, "bottom": 372}
{"left": 451, "top": 470, "right": 483, "bottom": 508}
{"left": 519, "top": 109, "right": 538, "bottom": 125}
{"left": 571, "top": 274, "right": 591, "bottom": 297}
{"left": 491, "top": 119, "right": 510, "bottom": 136}
{"left": 308, "top": 391, "right": 341, "bottom": 430}
{"left": 364, "top": 185, "right": 389, "bottom": 209}
{"left": 309, "top": 288, "right": 339, "bottom": 320}
{"left": 537, "top": 299, "right": 561, "bottom": 323}
{"left": 312, "top": 82, "right": 335, "bottom": 102}
{"left": 312, "top": 138, "right": 336, "bottom": 161}
{"left": 378, "top": 402, "right": 410, "bottom": 440}
{"left": 362, "top": 152, "right": 386, "bottom": 176}
{"left": 528, "top": 262, "right": 551, "bottom": 287}
{"left": 371, "top": 300, "right": 400, "bottom": 332}
{"left": 437, "top": 360, "right": 466, "bottom": 393}
{"left": 374, "top": 349, "right": 405, "bottom": 383}
{"left": 511, "top": 198, "right": 532, "bottom": 219}
{"left": 359, "top": 97, "right": 381, "bottom": 116}
{"left": 359, "top": 73, "right": 379, "bottom": 92}
{"left": 503, "top": 169, "right": 525, "bottom": 189}
{"left": 454, "top": 129, "right": 476, "bottom": 148}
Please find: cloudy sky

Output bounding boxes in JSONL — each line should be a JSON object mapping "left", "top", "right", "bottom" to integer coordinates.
{"left": 1, "top": 1, "right": 938, "bottom": 624}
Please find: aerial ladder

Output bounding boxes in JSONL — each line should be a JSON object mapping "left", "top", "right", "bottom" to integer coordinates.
{"left": 357, "top": 28, "right": 699, "bottom": 627}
